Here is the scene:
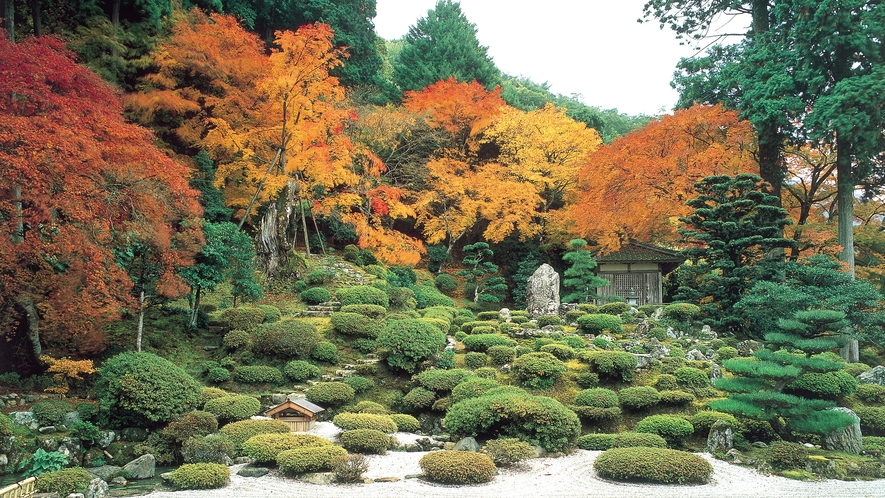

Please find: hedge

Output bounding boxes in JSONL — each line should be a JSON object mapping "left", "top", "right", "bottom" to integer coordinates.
{"left": 654, "top": 374, "right": 679, "bottom": 391}
{"left": 419, "top": 451, "right": 497, "bottom": 484}
{"left": 353, "top": 400, "right": 387, "bottom": 414}
{"left": 578, "top": 350, "right": 638, "bottom": 382}
{"left": 574, "top": 388, "right": 619, "bottom": 408}
{"left": 635, "top": 414, "right": 695, "bottom": 447}
{"left": 218, "top": 419, "right": 290, "bottom": 451}
{"left": 340, "top": 304, "right": 388, "bottom": 319}
{"left": 330, "top": 312, "right": 384, "bottom": 338}
{"left": 168, "top": 463, "right": 230, "bottom": 489}
{"left": 512, "top": 352, "right": 567, "bottom": 390}
{"left": 576, "top": 314, "right": 623, "bottom": 334}
{"left": 232, "top": 365, "right": 284, "bottom": 385}
{"left": 221, "top": 307, "right": 265, "bottom": 331}
{"left": 35, "top": 467, "right": 92, "bottom": 496}
{"left": 483, "top": 438, "right": 535, "bottom": 466}
{"left": 594, "top": 447, "right": 712, "bottom": 484}
{"left": 462, "top": 334, "right": 518, "bottom": 353}
{"left": 283, "top": 360, "right": 320, "bottom": 382}
{"left": 576, "top": 432, "right": 667, "bottom": 450}
{"left": 618, "top": 386, "right": 661, "bottom": 411}
{"left": 339, "top": 429, "right": 391, "bottom": 454}
{"left": 414, "top": 369, "right": 471, "bottom": 392}
{"left": 242, "top": 433, "right": 330, "bottom": 463}
{"left": 203, "top": 395, "right": 260, "bottom": 423}
{"left": 277, "top": 445, "right": 348, "bottom": 474}
{"left": 390, "top": 414, "right": 421, "bottom": 433}
{"left": 305, "top": 382, "right": 355, "bottom": 406}
{"left": 337, "top": 285, "right": 390, "bottom": 308}
{"left": 332, "top": 413, "right": 397, "bottom": 433}
{"left": 300, "top": 287, "right": 331, "bottom": 305}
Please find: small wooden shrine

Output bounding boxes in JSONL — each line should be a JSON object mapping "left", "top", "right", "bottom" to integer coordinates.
{"left": 265, "top": 397, "right": 325, "bottom": 432}
{"left": 594, "top": 242, "right": 682, "bottom": 306}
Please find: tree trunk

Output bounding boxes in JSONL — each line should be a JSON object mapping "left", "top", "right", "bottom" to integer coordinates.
{"left": 189, "top": 286, "right": 202, "bottom": 328}
{"left": 136, "top": 290, "right": 145, "bottom": 352}
{"left": 2, "top": 0, "right": 14, "bottom": 41}
{"left": 835, "top": 132, "right": 859, "bottom": 362}
{"left": 255, "top": 179, "right": 300, "bottom": 278}
{"left": 30, "top": 0, "right": 39, "bottom": 37}
{"left": 111, "top": 0, "right": 120, "bottom": 57}
{"left": 12, "top": 185, "right": 23, "bottom": 243}
{"left": 16, "top": 296, "right": 41, "bottom": 362}
{"left": 298, "top": 190, "right": 311, "bottom": 257}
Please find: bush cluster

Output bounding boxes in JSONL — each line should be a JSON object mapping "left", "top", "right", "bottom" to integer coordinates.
{"left": 232, "top": 365, "right": 284, "bottom": 385}
{"left": 576, "top": 314, "right": 623, "bottom": 334}
{"left": 168, "top": 463, "right": 230, "bottom": 489}
{"left": 390, "top": 414, "right": 421, "bottom": 433}
{"left": 483, "top": 437, "right": 535, "bottom": 465}
{"left": 857, "top": 384, "right": 885, "bottom": 404}
{"left": 250, "top": 321, "right": 320, "bottom": 359}
{"left": 300, "top": 287, "right": 331, "bottom": 305}
{"left": 277, "top": 445, "right": 348, "bottom": 474}
{"left": 618, "top": 386, "right": 661, "bottom": 411}
{"left": 464, "top": 352, "right": 488, "bottom": 369}
{"left": 659, "top": 390, "right": 695, "bottom": 406}
{"left": 339, "top": 429, "right": 391, "bottom": 454}
{"left": 462, "top": 334, "right": 517, "bottom": 353}
{"left": 332, "top": 413, "right": 397, "bottom": 433}
{"left": 218, "top": 419, "right": 290, "bottom": 451}
{"left": 331, "top": 312, "right": 384, "bottom": 338}
{"left": 181, "top": 434, "right": 235, "bottom": 464}
{"left": 512, "top": 352, "right": 567, "bottom": 390}
{"left": 690, "top": 411, "right": 738, "bottom": 435}
{"left": 716, "top": 346, "right": 739, "bottom": 361}
{"left": 634, "top": 414, "right": 694, "bottom": 447}
{"left": 201, "top": 387, "right": 230, "bottom": 404}
{"left": 221, "top": 307, "right": 265, "bottom": 331}
{"left": 419, "top": 451, "right": 497, "bottom": 484}
{"left": 673, "top": 367, "right": 710, "bottom": 388}
{"left": 487, "top": 345, "right": 516, "bottom": 365}
{"left": 377, "top": 319, "right": 447, "bottom": 373}
{"left": 283, "top": 360, "right": 320, "bottom": 382}
{"left": 593, "top": 447, "right": 712, "bottom": 484}
{"left": 311, "top": 341, "right": 339, "bottom": 364}
{"left": 653, "top": 374, "right": 679, "bottom": 391}
{"left": 578, "top": 350, "right": 638, "bottom": 382}
{"left": 203, "top": 395, "right": 260, "bottom": 422}
{"left": 434, "top": 273, "right": 459, "bottom": 295}
{"left": 402, "top": 387, "right": 436, "bottom": 412}
{"left": 352, "top": 400, "right": 387, "bottom": 414}
{"left": 343, "top": 375, "right": 375, "bottom": 393}
{"left": 340, "top": 304, "right": 387, "bottom": 319}
{"left": 337, "top": 285, "right": 390, "bottom": 308}
{"left": 598, "top": 302, "right": 631, "bottom": 315}
{"left": 461, "top": 320, "right": 500, "bottom": 334}
{"left": 305, "top": 382, "right": 355, "bottom": 406}
{"left": 576, "top": 432, "right": 667, "bottom": 450}
{"left": 163, "top": 411, "right": 219, "bottom": 443}
{"left": 414, "top": 369, "right": 471, "bottom": 392}
{"left": 767, "top": 440, "right": 808, "bottom": 471}
{"left": 539, "top": 343, "right": 575, "bottom": 361}
{"left": 243, "top": 433, "right": 330, "bottom": 463}
{"left": 785, "top": 371, "right": 858, "bottom": 399}
{"left": 31, "top": 400, "right": 72, "bottom": 426}
{"left": 257, "top": 305, "right": 282, "bottom": 323}
{"left": 35, "top": 467, "right": 92, "bottom": 496}
{"left": 207, "top": 367, "right": 230, "bottom": 384}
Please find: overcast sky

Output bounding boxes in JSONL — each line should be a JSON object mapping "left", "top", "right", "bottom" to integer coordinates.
{"left": 374, "top": 0, "right": 748, "bottom": 116}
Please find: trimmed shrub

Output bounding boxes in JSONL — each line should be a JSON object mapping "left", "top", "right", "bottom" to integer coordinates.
{"left": 35, "top": 467, "right": 91, "bottom": 496}
{"left": 343, "top": 375, "right": 375, "bottom": 393}
{"left": 844, "top": 362, "right": 873, "bottom": 377}
{"left": 257, "top": 305, "right": 282, "bottom": 323}
{"left": 594, "top": 447, "right": 712, "bottom": 484}
{"left": 635, "top": 414, "right": 694, "bottom": 446}
{"left": 563, "top": 335, "right": 586, "bottom": 349}
{"left": 377, "top": 319, "right": 447, "bottom": 373}
{"left": 277, "top": 445, "right": 348, "bottom": 474}
{"left": 539, "top": 343, "right": 575, "bottom": 361}
{"left": 300, "top": 287, "right": 331, "bottom": 305}
{"left": 855, "top": 406, "right": 885, "bottom": 434}
{"left": 537, "top": 314, "right": 562, "bottom": 327}
{"left": 576, "top": 432, "right": 667, "bottom": 450}
{"left": 332, "top": 453, "right": 370, "bottom": 482}
{"left": 340, "top": 429, "right": 391, "bottom": 454}
{"left": 283, "top": 360, "right": 320, "bottom": 382}
{"left": 340, "top": 304, "right": 387, "bottom": 319}
{"left": 419, "top": 450, "right": 497, "bottom": 484}
{"left": 219, "top": 419, "right": 290, "bottom": 451}
{"left": 222, "top": 330, "right": 250, "bottom": 350}
{"left": 333, "top": 413, "right": 397, "bottom": 433}
{"left": 618, "top": 386, "right": 661, "bottom": 411}
{"left": 305, "top": 382, "right": 355, "bottom": 406}
{"left": 857, "top": 383, "right": 885, "bottom": 404}
{"left": 207, "top": 367, "right": 230, "bottom": 384}
{"left": 402, "top": 387, "right": 436, "bottom": 412}
{"left": 483, "top": 438, "right": 535, "bottom": 466}
{"left": 413, "top": 283, "right": 456, "bottom": 308}
{"left": 464, "top": 352, "right": 488, "bottom": 370}
{"left": 863, "top": 436, "right": 885, "bottom": 453}
{"left": 599, "top": 302, "right": 631, "bottom": 315}
{"left": 576, "top": 314, "right": 623, "bottom": 334}
{"left": 201, "top": 387, "right": 230, "bottom": 405}
{"left": 647, "top": 327, "right": 668, "bottom": 341}
{"left": 565, "top": 309, "right": 587, "bottom": 322}
{"left": 469, "top": 325, "right": 496, "bottom": 335}
{"left": 0, "top": 413, "right": 13, "bottom": 439}
{"left": 785, "top": 370, "right": 858, "bottom": 399}
{"left": 168, "top": 463, "right": 230, "bottom": 489}
{"left": 95, "top": 352, "right": 202, "bottom": 427}
{"left": 461, "top": 320, "right": 501, "bottom": 334}
{"left": 462, "top": 334, "right": 517, "bottom": 353}
{"left": 674, "top": 367, "right": 710, "bottom": 388}
{"left": 474, "top": 367, "right": 497, "bottom": 379}
{"left": 449, "top": 377, "right": 499, "bottom": 403}
{"left": 243, "top": 433, "right": 330, "bottom": 463}
{"left": 691, "top": 411, "right": 739, "bottom": 435}
{"left": 513, "top": 352, "right": 567, "bottom": 390}
{"left": 337, "top": 285, "right": 390, "bottom": 308}
{"left": 203, "top": 395, "right": 260, "bottom": 423}
{"left": 434, "top": 273, "right": 459, "bottom": 295}
{"left": 487, "top": 346, "right": 516, "bottom": 365}
{"left": 221, "top": 307, "right": 265, "bottom": 331}
{"left": 575, "top": 433, "right": 615, "bottom": 450}
{"left": 232, "top": 365, "right": 284, "bottom": 385}
{"left": 330, "top": 312, "right": 384, "bottom": 338}
{"left": 659, "top": 390, "right": 695, "bottom": 406}
{"left": 311, "top": 341, "right": 339, "bottom": 364}
{"left": 414, "top": 369, "right": 471, "bottom": 392}
{"left": 352, "top": 400, "right": 387, "bottom": 414}
{"left": 31, "top": 400, "right": 72, "bottom": 426}
{"left": 390, "top": 414, "right": 421, "bottom": 433}
{"left": 768, "top": 440, "right": 808, "bottom": 471}
{"left": 574, "top": 388, "right": 619, "bottom": 408}
{"left": 181, "top": 434, "right": 235, "bottom": 464}
{"left": 716, "top": 346, "right": 739, "bottom": 361}
{"left": 579, "top": 350, "right": 638, "bottom": 382}
{"left": 661, "top": 302, "right": 701, "bottom": 323}
{"left": 163, "top": 411, "right": 218, "bottom": 443}
{"left": 654, "top": 374, "right": 679, "bottom": 391}
{"left": 251, "top": 321, "right": 321, "bottom": 359}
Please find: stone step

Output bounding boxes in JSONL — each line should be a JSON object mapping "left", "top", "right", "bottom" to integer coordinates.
{"left": 300, "top": 310, "right": 334, "bottom": 317}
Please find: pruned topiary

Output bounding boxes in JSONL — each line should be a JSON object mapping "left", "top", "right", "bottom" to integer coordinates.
{"left": 419, "top": 450, "right": 497, "bottom": 484}
{"left": 168, "top": 463, "right": 230, "bottom": 489}
{"left": 242, "top": 433, "right": 330, "bottom": 463}
{"left": 203, "top": 395, "right": 260, "bottom": 423}
{"left": 594, "top": 447, "right": 712, "bottom": 484}
{"left": 277, "top": 445, "right": 348, "bottom": 475}
{"left": 332, "top": 413, "right": 397, "bottom": 433}
{"left": 218, "top": 419, "right": 290, "bottom": 452}
{"left": 339, "top": 429, "right": 391, "bottom": 454}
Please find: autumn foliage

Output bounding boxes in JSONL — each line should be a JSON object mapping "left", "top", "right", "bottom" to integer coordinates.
{"left": 41, "top": 356, "right": 96, "bottom": 394}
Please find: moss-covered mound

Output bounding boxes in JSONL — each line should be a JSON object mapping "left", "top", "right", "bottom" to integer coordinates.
{"left": 593, "top": 447, "right": 712, "bottom": 484}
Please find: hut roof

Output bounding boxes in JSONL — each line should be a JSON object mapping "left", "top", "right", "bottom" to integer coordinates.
{"left": 595, "top": 242, "right": 682, "bottom": 263}
{"left": 265, "top": 397, "right": 325, "bottom": 418}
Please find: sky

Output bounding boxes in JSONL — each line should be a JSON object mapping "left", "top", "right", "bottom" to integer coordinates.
{"left": 374, "top": 0, "right": 748, "bottom": 116}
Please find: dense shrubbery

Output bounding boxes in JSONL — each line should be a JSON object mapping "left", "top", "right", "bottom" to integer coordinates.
{"left": 659, "top": 390, "right": 695, "bottom": 406}
{"left": 0, "top": 413, "right": 13, "bottom": 439}
{"left": 419, "top": 451, "right": 497, "bottom": 484}
{"left": 390, "top": 414, "right": 421, "bottom": 433}
{"left": 856, "top": 406, "right": 885, "bottom": 433}
{"left": 343, "top": 375, "right": 375, "bottom": 393}
{"left": 338, "top": 285, "right": 390, "bottom": 308}
{"left": 402, "top": 387, "right": 437, "bottom": 412}
{"left": 207, "top": 367, "right": 231, "bottom": 383}
{"left": 512, "top": 352, "right": 567, "bottom": 390}
{"left": 461, "top": 320, "right": 501, "bottom": 334}
{"left": 434, "top": 273, "right": 459, "bottom": 295}
{"left": 168, "top": 463, "right": 230, "bottom": 489}
{"left": 31, "top": 400, "right": 72, "bottom": 426}
{"left": 767, "top": 440, "right": 808, "bottom": 470}
{"left": 232, "top": 365, "right": 284, "bottom": 385}
{"left": 635, "top": 414, "right": 694, "bottom": 447}
{"left": 257, "top": 305, "right": 282, "bottom": 323}
{"left": 242, "top": 433, "right": 330, "bottom": 463}
{"left": 340, "top": 304, "right": 388, "bottom": 319}
{"left": 221, "top": 307, "right": 265, "bottom": 331}
{"left": 483, "top": 438, "right": 535, "bottom": 465}
{"left": 332, "top": 413, "right": 397, "bottom": 433}
{"left": 330, "top": 312, "right": 384, "bottom": 338}
{"left": 95, "top": 352, "right": 202, "bottom": 427}
{"left": 487, "top": 345, "right": 516, "bottom": 365}
{"left": 673, "top": 367, "right": 710, "bottom": 388}
{"left": 576, "top": 432, "right": 667, "bottom": 450}
{"left": 277, "top": 445, "right": 348, "bottom": 474}
{"left": 35, "top": 467, "right": 91, "bottom": 496}
{"left": 539, "top": 343, "right": 575, "bottom": 361}
{"left": 163, "top": 411, "right": 219, "bottom": 443}
{"left": 857, "top": 384, "right": 885, "bottom": 404}
{"left": 377, "top": 319, "right": 446, "bottom": 373}
{"left": 571, "top": 388, "right": 621, "bottom": 422}
{"left": 415, "top": 369, "right": 471, "bottom": 392}
{"left": 250, "top": 321, "right": 320, "bottom": 359}
{"left": 618, "top": 387, "right": 662, "bottom": 411}
{"left": 201, "top": 387, "right": 230, "bottom": 404}
{"left": 218, "top": 419, "right": 290, "bottom": 451}
{"left": 462, "top": 334, "right": 517, "bottom": 352}
{"left": 464, "top": 352, "right": 488, "bottom": 369}
{"left": 654, "top": 374, "right": 679, "bottom": 391}
{"left": 300, "top": 287, "right": 331, "bottom": 305}
{"left": 311, "top": 341, "right": 339, "bottom": 363}
{"left": 203, "top": 395, "right": 260, "bottom": 423}
{"left": 181, "top": 435, "right": 235, "bottom": 464}
{"left": 785, "top": 371, "right": 858, "bottom": 399}
{"left": 594, "top": 447, "right": 712, "bottom": 484}
{"left": 576, "top": 314, "right": 623, "bottom": 334}
{"left": 305, "top": 382, "right": 355, "bottom": 406}
{"left": 578, "top": 350, "right": 638, "bottom": 382}
{"left": 599, "top": 302, "right": 631, "bottom": 315}
{"left": 339, "top": 429, "right": 391, "bottom": 454}
{"left": 283, "top": 360, "right": 320, "bottom": 382}
{"left": 690, "top": 411, "right": 738, "bottom": 435}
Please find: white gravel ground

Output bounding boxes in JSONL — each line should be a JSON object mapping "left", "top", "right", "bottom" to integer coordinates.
{"left": 144, "top": 423, "right": 885, "bottom": 498}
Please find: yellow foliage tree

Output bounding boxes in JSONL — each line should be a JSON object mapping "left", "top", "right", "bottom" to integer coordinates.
{"left": 41, "top": 356, "right": 96, "bottom": 395}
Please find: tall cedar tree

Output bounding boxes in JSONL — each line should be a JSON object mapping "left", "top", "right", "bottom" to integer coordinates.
{"left": 673, "top": 174, "right": 795, "bottom": 334}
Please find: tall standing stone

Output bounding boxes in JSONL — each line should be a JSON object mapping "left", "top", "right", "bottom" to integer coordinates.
{"left": 526, "top": 264, "right": 560, "bottom": 319}
{"left": 822, "top": 407, "right": 862, "bottom": 455}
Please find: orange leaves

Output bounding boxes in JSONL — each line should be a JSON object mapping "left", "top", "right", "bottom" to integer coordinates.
{"left": 41, "top": 356, "right": 96, "bottom": 394}
{"left": 568, "top": 104, "right": 757, "bottom": 253}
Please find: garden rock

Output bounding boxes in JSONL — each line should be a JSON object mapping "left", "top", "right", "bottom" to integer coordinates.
{"left": 707, "top": 419, "right": 734, "bottom": 454}
{"left": 737, "top": 340, "right": 761, "bottom": 357}
{"left": 453, "top": 436, "right": 479, "bottom": 452}
{"left": 634, "top": 319, "right": 650, "bottom": 337}
{"left": 58, "top": 437, "right": 83, "bottom": 464}
{"left": 647, "top": 342, "right": 670, "bottom": 360}
{"left": 857, "top": 365, "right": 885, "bottom": 386}
{"left": 62, "top": 412, "right": 82, "bottom": 427}
{"left": 633, "top": 354, "right": 653, "bottom": 369}
{"left": 85, "top": 478, "right": 108, "bottom": 498}
{"left": 122, "top": 454, "right": 155, "bottom": 479}
{"left": 39, "top": 426, "right": 58, "bottom": 434}
{"left": 666, "top": 327, "right": 681, "bottom": 339}
{"left": 69, "top": 494, "right": 85, "bottom": 498}
{"left": 119, "top": 428, "right": 148, "bottom": 442}
{"left": 40, "top": 437, "right": 61, "bottom": 452}
{"left": 110, "top": 477, "right": 127, "bottom": 485}
{"left": 710, "top": 363, "right": 723, "bottom": 382}
{"left": 97, "top": 431, "right": 116, "bottom": 449}
{"left": 499, "top": 308, "right": 511, "bottom": 321}
{"left": 526, "top": 264, "right": 560, "bottom": 318}
{"left": 822, "top": 407, "right": 862, "bottom": 455}
{"left": 806, "top": 456, "right": 843, "bottom": 479}
{"left": 10, "top": 412, "right": 39, "bottom": 430}
{"left": 237, "top": 467, "right": 270, "bottom": 478}
{"left": 88, "top": 466, "right": 122, "bottom": 481}
{"left": 0, "top": 454, "right": 7, "bottom": 467}
{"left": 299, "top": 472, "right": 334, "bottom": 485}
{"left": 699, "top": 325, "right": 717, "bottom": 339}
{"left": 725, "top": 449, "right": 743, "bottom": 464}
{"left": 686, "top": 349, "right": 708, "bottom": 361}
{"left": 532, "top": 445, "right": 547, "bottom": 458}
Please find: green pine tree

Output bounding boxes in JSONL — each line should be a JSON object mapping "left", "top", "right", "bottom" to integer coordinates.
{"left": 561, "top": 239, "right": 608, "bottom": 303}
{"left": 457, "top": 242, "right": 507, "bottom": 305}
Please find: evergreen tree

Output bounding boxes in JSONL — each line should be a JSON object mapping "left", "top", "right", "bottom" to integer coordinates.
{"left": 190, "top": 150, "right": 233, "bottom": 223}
{"left": 673, "top": 174, "right": 795, "bottom": 333}
{"left": 393, "top": 0, "right": 500, "bottom": 93}
{"left": 561, "top": 239, "right": 609, "bottom": 303}
{"left": 457, "top": 242, "right": 507, "bottom": 305}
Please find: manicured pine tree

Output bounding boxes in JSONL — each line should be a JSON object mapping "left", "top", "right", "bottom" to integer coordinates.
{"left": 457, "top": 242, "right": 507, "bottom": 304}
{"left": 561, "top": 239, "right": 609, "bottom": 303}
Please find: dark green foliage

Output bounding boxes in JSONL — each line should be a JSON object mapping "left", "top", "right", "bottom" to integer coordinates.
{"left": 70, "top": 420, "right": 101, "bottom": 446}
{"left": 594, "top": 447, "right": 712, "bottom": 484}
{"left": 414, "top": 368, "right": 470, "bottom": 392}
{"left": 483, "top": 438, "right": 535, "bottom": 466}
{"left": 562, "top": 239, "right": 609, "bottom": 303}
{"left": 221, "top": 307, "right": 265, "bottom": 331}
{"left": 31, "top": 400, "right": 72, "bottom": 426}
{"left": 402, "top": 387, "right": 437, "bottom": 412}
{"left": 598, "top": 302, "right": 631, "bottom": 315}
{"left": 855, "top": 406, "right": 885, "bottom": 434}
{"left": 96, "top": 352, "right": 202, "bottom": 428}
{"left": 450, "top": 377, "right": 500, "bottom": 403}
{"left": 539, "top": 343, "right": 575, "bottom": 361}
{"left": 618, "top": 387, "right": 662, "bottom": 411}
{"left": 181, "top": 434, "right": 235, "bottom": 464}
{"left": 251, "top": 321, "right": 321, "bottom": 359}
{"left": 659, "top": 390, "right": 696, "bottom": 406}
{"left": 343, "top": 376, "right": 374, "bottom": 394}
{"left": 331, "top": 312, "right": 384, "bottom": 338}
{"left": 579, "top": 350, "right": 638, "bottom": 382}
{"left": 413, "top": 283, "right": 455, "bottom": 308}
{"left": 21, "top": 449, "right": 67, "bottom": 477}
{"left": 163, "top": 411, "right": 218, "bottom": 443}
{"left": 512, "top": 352, "right": 567, "bottom": 390}
{"left": 464, "top": 352, "right": 488, "bottom": 369}
{"left": 662, "top": 302, "right": 701, "bottom": 322}
{"left": 487, "top": 345, "right": 516, "bottom": 365}
{"left": 768, "top": 441, "right": 808, "bottom": 471}
{"left": 75, "top": 402, "right": 98, "bottom": 423}
{"left": 461, "top": 320, "right": 500, "bottom": 334}
{"left": 339, "top": 304, "right": 387, "bottom": 319}
{"left": 576, "top": 432, "right": 667, "bottom": 450}
{"left": 863, "top": 436, "right": 885, "bottom": 453}
{"left": 635, "top": 415, "right": 694, "bottom": 447}
{"left": 785, "top": 370, "right": 858, "bottom": 399}
{"left": 462, "top": 334, "right": 517, "bottom": 352}
{"left": 232, "top": 366, "right": 284, "bottom": 385}
{"left": 339, "top": 429, "right": 391, "bottom": 454}
{"left": 377, "top": 319, "right": 447, "bottom": 373}
{"left": 674, "top": 367, "right": 710, "bottom": 388}
{"left": 337, "top": 285, "right": 390, "bottom": 308}
{"left": 457, "top": 242, "right": 508, "bottom": 304}
{"left": 691, "top": 411, "right": 739, "bottom": 435}
{"left": 276, "top": 445, "right": 348, "bottom": 474}
{"left": 218, "top": 419, "right": 290, "bottom": 452}
{"left": 565, "top": 309, "right": 587, "bottom": 323}
{"left": 242, "top": 433, "right": 330, "bottom": 463}
{"left": 576, "top": 314, "right": 623, "bottom": 334}
{"left": 856, "top": 384, "right": 885, "bottom": 404}
{"left": 575, "top": 371, "right": 600, "bottom": 388}
{"left": 844, "top": 362, "right": 872, "bottom": 377}
{"left": 0, "top": 412, "right": 12, "bottom": 439}
{"left": 437, "top": 349, "right": 456, "bottom": 369}
{"left": 648, "top": 327, "right": 668, "bottom": 341}
{"left": 332, "top": 413, "right": 397, "bottom": 433}
{"left": 571, "top": 388, "right": 621, "bottom": 422}
{"left": 203, "top": 395, "right": 260, "bottom": 423}
{"left": 311, "top": 341, "right": 339, "bottom": 364}
{"left": 305, "top": 382, "right": 355, "bottom": 406}
{"left": 475, "top": 311, "right": 500, "bottom": 321}
{"left": 35, "top": 467, "right": 92, "bottom": 496}
{"left": 390, "top": 414, "right": 421, "bottom": 433}
{"left": 207, "top": 367, "right": 230, "bottom": 383}
{"left": 717, "top": 346, "right": 739, "bottom": 361}
{"left": 222, "top": 330, "right": 250, "bottom": 350}
{"left": 283, "top": 360, "right": 320, "bottom": 382}
{"left": 306, "top": 270, "right": 333, "bottom": 286}
{"left": 419, "top": 450, "right": 498, "bottom": 484}
{"left": 257, "top": 305, "right": 282, "bottom": 323}
{"left": 654, "top": 374, "right": 679, "bottom": 391}
{"left": 168, "top": 463, "right": 229, "bottom": 489}
{"left": 300, "top": 287, "right": 331, "bottom": 305}
{"left": 536, "top": 314, "right": 562, "bottom": 327}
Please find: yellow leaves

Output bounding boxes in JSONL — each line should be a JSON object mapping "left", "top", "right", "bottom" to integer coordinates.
{"left": 41, "top": 355, "right": 96, "bottom": 395}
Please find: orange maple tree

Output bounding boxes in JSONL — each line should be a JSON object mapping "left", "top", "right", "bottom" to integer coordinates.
{"left": 568, "top": 104, "right": 757, "bottom": 253}
{"left": 0, "top": 34, "right": 202, "bottom": 365}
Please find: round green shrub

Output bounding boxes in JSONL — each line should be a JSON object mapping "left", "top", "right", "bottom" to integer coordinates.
{"left": 300, "top": 287, "right": 331, "bottom": 305}
{"left": 207, "top": 367, "right": 231, "bottom": 384}
{"left": 311, "top": 341, "right": 339, "bottom": 364}
{"left": 402, "top": 387, "right": 436, "bottom": 412}
{"left": 330, "top": 312, "right": 384, "bottom": 338}
{"left": 857, "top": 383, "right": 885, "bottom": 404}
{"left": 575, "top": 433, "right": 616, "bottom": 450}
{"left": 785, "top": 370, "right": 858, "bottom": 399}
{"left": 31, "top": 400, "right": 72, "bottom": 426}
{"left": 483, "top": 437, "right": 535, "bottom": 466}
{"left": 460, "top": 320, "right": 499, "bottom": 334}
{"left": 450, "top": 377, "right": 500, "bottom": 402}
{"left": 339, "top": 429, "right": 390, "bottom": 454}
{"left": 454, "top": 331, "right": 468, "bottom": 342}
{"left": 419, "top": 450, "right": 497, "bottom": 484}
{"left": 474, "top": 367, "right": 497, "bottom": 379}
{"left": 844, "top": 362, "right": 873, "bottom": 377}
{"left": 181, "top": 434, "right": 235, "bottom": 464}
{"left": 340, "top": 304, "right": 387, "bottom": 319}
{"left": 565, "top": 309, "right": 587, "bottom": 322}
{"left": 163, "top": 411, "right": 218, "bottom": 443}
{"left": 576, "top": 314, "right": 623, "bottom": 334}
{"left": 283, "top": 360, "right": 320, "bottom": 382}
{"left": 75, "top": 402, "right": 98, "bottom": 422}
{"left": 647, "top": 327, "right": 668, "bottom": 341}
{"left": 578, "top": 350, "right": 638, "bottom": 383}
{"left": 257, "top": 305, "right": 282, "bottom": 323}
{"left": 343, "top": 375, "right": 375, "bottom": 393}
{"left": 574, "top": 388, "right": 619, "bottom": 408}
{"left": 222, "top": 329, "right": 250, "bottom": 350}
{"left": 510, "top": 316, "right": 529, "bottom": 324}
{"left": 599, "top": 301, "right": 631, "bottom": 315}
{"left": 232, "top": 365, "right": 284, "bottom": 385}
{"left": 487, "top": 346, "right": 516, "bottom": 365}
{"left": 305, "top": 382, "right": 355, "bottom": 406}
{"left": 674, "top": 367, "right": 710, "bottom": 388}
{"left": 68, "top": 420, "right": 99, "bottom": 446}
{"left": 768, "top": 440, "right": 808, "bottom": 471}
{"left": 469, "top": 325, "right": 496, "bottom": 335}
{"left": 201, "top": 387, "right": 230, "bottom": 405}
{"left": 716, "top": 346, "right": 739, "bottom": 361}
{"left": 661, "top": 302, "right": 701, "bottom": 322}
{"left": 618, "top": 386, "right": 662, "bottom": 411}
{"left": 413, "top": 283, "right": 455, "bottom": 308}
{"left": 203, "top": 395, "right": 260, "bottom": 423}
{"left": 563, "top": 335, "right": 586, "bottom": 349}
{"left": 168, "top": 463, "right": 230, "bottom": 489}
{"left": 464, "top": 352, "right": 488, "bottom": 370}
{"left": 513, "top": 352, "right": 567, "bottom": 390}
{"left": 635, "top": 414, "right": 694, "bottom": 446}
{"left": 654, "top": 374, "right": 679, "bottom": 391}
{"left": 377, "top": 319, "right": 447, "bottom": 373}
{"left": 221, "top": 307, "right": 265, "bottom": 331}
{"left": 576, "top": 432, "right": 668, "bottom": 450}
{"left": 574, "top": 371, "right": 599, "bottom": 388}
{"left": 539, "top": 343, "right": 575, "bottom": 361}
{"left": 537, "top": 314, "right": 562, "bottom": 327}
{"left": 251, "top": 320, "right": 320, "bottom": 359}
{"left": 390, "top": 414, "right": 421, "bottom": 433}
{"left": 35, "top": 467, "right": 91, "bottom": 496}
{"left": 434, "top": 274, "right": 459, "bottom": 295}
{"left": 337, "top": 285, "right": 390, "bottom": 308}
{"left": 352, "top": 400, "right": 387, "bottom": 414}
{"left": 414, "top": 369, "right": 471, "bottom": 392}
{"left": 462, "top": 334, "right": 517, "bottom": 353}
{"left": 219, "top": 419, "right": 290, "bottom": 451}
{"left": 95, "top": 352, "right": 202, "bottom": 427}
{"left": 352, "top": 338, "right": 377, "bottom": 354}
{"left": 594, "top": 447, "right": 712, "bottom": 484}
{"left": 691, "top": 411, "right": 739, "bottom": 435}
{"left": 659, "top": 390, "right": 695, "bottom": 406}
{"left": 476, "top": 311, "right": 501, "bottom": 321}
{"left": 855, "top": 406, "right": 885, "bottom": 433}
{"left": 277, "top": 445, "right": 348, "bottom": 474}
{"left": 332, "top": 413, "right": 397, "bottom": 433}
{"left": 242, "top": 433, "right": 330, "bottom": 463}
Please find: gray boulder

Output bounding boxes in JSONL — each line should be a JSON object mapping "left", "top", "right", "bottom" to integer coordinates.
{"left": 453, "top": 436, "right": 479, "bottom": 452}
{"left": 857, "top": 365, "right": 885, "bottom": 386}
{"left": 822, "top": 407, "right": 862, "bottom": 455}
{"left": 57, "top": 437, "right": 83, "bottom": 465}
{"left": 62, "top": 412, "right": 82, "bottom": 427}
{"left": 526, "top": 264, "right": 560, "bottom": 319}
{"left": 85, "top": 478, "right": 108, "bottom": 498}
{"left": 634, "top": 319, "right": 651, "bottom": 337}
{"left": 710, "top": 363, "right": 723, "bottom": 382}
{"left": 237, "top": 467, "right": 270, "bottom": 478}
{"left": 10, "top": 412, "right": 39, "bottom": 431}
{"left": 87, "top": 465, "right": 122, "bottom": 481}
{"left": 97, "top": 431, "right": 116, "bottom": 449}
{"left": 707, "top": 419, "right": 734, "bottom": 454}
{"left": 499, "top": 308, "right": 511, "bottom": 321}
{"left": 685, "top": 349, "right": 708, "bottom": 361}
{"left": 633, "top": 354, "right": 653, "bottom": 369}
{"left": 122, "top": 454, "right": 155, "bottom": 479}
